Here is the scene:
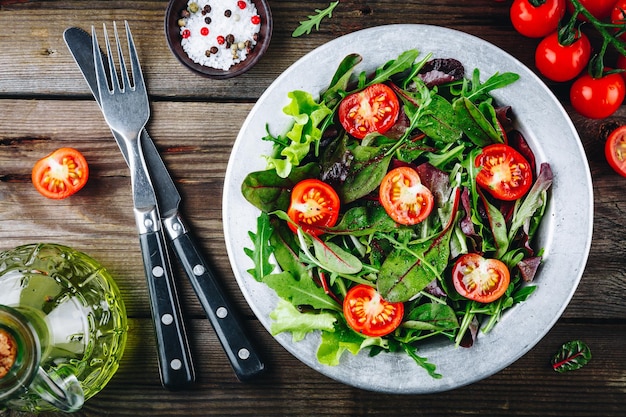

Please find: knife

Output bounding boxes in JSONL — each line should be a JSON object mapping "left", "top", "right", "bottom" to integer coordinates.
{"left": 63, "top": 27, "right": 265, "bottom": 381}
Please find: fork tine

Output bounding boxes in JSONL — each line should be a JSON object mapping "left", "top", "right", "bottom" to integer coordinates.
{"left": 111, "top": 21, "right": 132, "bottom": 92}
{"left": 124, "top": 20, "right": 145, "bottom": 92}
{"left": 92, "top": 25, "right": 111, "bottom": 96}
{"left": 101, "top": 23, "right": 121, "bottom": 92}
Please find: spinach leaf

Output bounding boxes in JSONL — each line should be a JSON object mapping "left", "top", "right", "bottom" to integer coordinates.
{"left": 241, "top": 162, "right": 319, "bottom": 213}
{"left": 452, "top": 96, "right": 501, "bottom": 147}
{"left": 403, "top": 302, "right": 459, "bottom": 331}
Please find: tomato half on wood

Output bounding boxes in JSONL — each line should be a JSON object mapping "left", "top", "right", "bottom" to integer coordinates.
{"left": 451, "top": 253, "right": 511, "bottom": 303}
{"left": 338, "top": 83, "right": 400, "bottom": 139}
{"left": 287, "top": 179, "right": 340, "bottom": 235}
{"left": 343, "top": 284, "right": 404, "bottom": 337}
{"left": 570, "top": 73, "right": 626, "bottom": 119}
{"left": 475, "top": 144, "right": 533, "bottom": 201}
{"left": 32, "top": 147, "right": 89, "bottom": 199}
{"left": 605, "top": 125, "right": 626, "bottom": 177}
{"left": 379, "top": 167, "right": 434, "bottom": 225}
{"left": 510, "top": 0, "right": 566, "bottom": 38}
{"left": 534, "top": 31, "right": 591, "bottom": 82}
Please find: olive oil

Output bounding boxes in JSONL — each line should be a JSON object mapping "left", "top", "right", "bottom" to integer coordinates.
{"left": 0, "top": 243, "right": 127, "bottom": 412}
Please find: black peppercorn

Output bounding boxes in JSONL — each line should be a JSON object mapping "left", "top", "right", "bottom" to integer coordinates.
{"left": 224, "top": 9, "right": 232, "bottom": 17}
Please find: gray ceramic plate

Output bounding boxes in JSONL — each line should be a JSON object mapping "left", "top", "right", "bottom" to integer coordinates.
{"left": 223, "top": 24, "right": 593, "bottom": 393}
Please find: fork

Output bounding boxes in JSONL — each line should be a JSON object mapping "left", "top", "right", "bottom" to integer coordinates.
{"left": 92, "top": 21, "right": 194, "bottom": 389}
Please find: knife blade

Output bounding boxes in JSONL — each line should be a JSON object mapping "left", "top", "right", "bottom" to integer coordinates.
{"left": 64, "top": 27, "right": 265, "bottom": 381}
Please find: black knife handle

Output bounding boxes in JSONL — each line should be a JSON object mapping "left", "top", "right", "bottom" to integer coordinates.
{"left": 170, "top": 229, "right": 265, "bottom": 381}
{"left": 139, "top": 230, "right": 195, "bottom": 389}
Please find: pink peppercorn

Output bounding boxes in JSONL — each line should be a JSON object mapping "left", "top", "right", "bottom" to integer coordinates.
{"left": 237, "top": 1, "right": 247, "bottom": 9}
{"left": 182, "top": 29, "right": 191, "bottom": 39}
{"left": 200, "top": 27, "right": 209, "bottom": 36}
{"left": 217, "top": 35, "right": 225, "bottom": 45}
{"left": 251, "top": 15, "right": 261, "bottom": 25}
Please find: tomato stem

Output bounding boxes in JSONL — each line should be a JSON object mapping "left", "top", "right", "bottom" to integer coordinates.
{"left": 568, "top": 0, "right": 626, "bottom": 78}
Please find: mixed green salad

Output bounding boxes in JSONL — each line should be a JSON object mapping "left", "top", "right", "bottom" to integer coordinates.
{"left": 241, "top": 49, "right": 553, "bottom": 378}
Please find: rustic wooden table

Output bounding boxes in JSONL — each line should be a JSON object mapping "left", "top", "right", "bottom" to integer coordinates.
{"left": 1, "top": 1, "right": 625, "bottom": 416}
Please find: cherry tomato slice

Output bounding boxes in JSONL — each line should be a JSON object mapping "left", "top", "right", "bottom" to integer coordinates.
{"left": 31, "top": 147, "right": 89, "bottom": 199}
{"left": 570, "top": 73, "right": 626, "bottom": 119}
{"left": 343, "top": 284, "right": 404, "bottom": 337}
{"left": 451, "top": 253, "right": 511, "bottom": 303}
{"left": 534, "top": 31, "right": 591, "bottom": 82}
{"left": 475, "top": 144, "right": 533, "bottom": 201}
{"left": 338, "top": 83, "right": 400, "bottom": 139}
{"left": 379, "top": 167, "right": 434, "bottom": 225}
{"left": 605, "top": 125, "right": 626, "bottom": 177}
{"left": 287, "top": 179, "right": 340, "bottom": 235}
{"left": 510, "top": 0, "right": 566, "bottom": 38}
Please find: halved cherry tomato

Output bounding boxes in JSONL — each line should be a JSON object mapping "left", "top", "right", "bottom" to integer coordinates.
{"left": 510, "top": 0, "right": 566, "bottom": 38}
{"left": 451, "top": 253, "right": 511, "bottom": 303}
{"left": 605, "top": 125, "right": 626, "bottom": 177}
{"left": 287, "top": 179, "right": 340, "bottom": 235}
{"left": 31, "top": 147, "right": 89, "bottom": 199}
{"left": 379, "top": 167, "right": 434, "bottom": 225}
{"left": 534, "top": 31, "right": 591, "bottom": 82}
{"left": 475, "top": 144, "right": 533, "bottom": 201}
{"left": 338, "top": 83, "right": 400, "bottom": 139}
{"left": 343, "top": 284, "right": 404, "bottom": 337}
{"left": 570, "top": 72, "right": 626, "bottom": 119}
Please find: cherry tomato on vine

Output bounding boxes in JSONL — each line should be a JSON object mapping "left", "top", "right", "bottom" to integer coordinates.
{"left": 379, "top": 166, "right": 434, "bottom": 225}
{"left": 475, "top": 144, "right": 533, "bottom": 201}
{"left": 31, "top": 147, "right": 89, "bottom": 199}
{"left": 338, "top": 83, "right": 400, "bottom": 139}
{"left": 570, "top": 72, "right": 626, "bottom": 119}
{"left": 287, "top": 179, "right": 340, "bottom": 235}
{"left": 451, "top": 253, "right": 511, "bottom": 303}
{"left": 343, "top": 284, "right": 404, "bottom": 337}
{"left": 605, "top": 125, "right": 626, "bottom": 177}
{"left": 510, "top": 0, "right": 566, "bottom": 38}
{"left": 612, "top": 1, "right": 626, "bottom": 40}
{"left": 534, "top": 31, "right": 591, "bottom": 82}
{"left": 617, "top": 54, "right": 626, "bottom": 83}
{"left": 568, "top": 0, "right": 615, "bottom": 21}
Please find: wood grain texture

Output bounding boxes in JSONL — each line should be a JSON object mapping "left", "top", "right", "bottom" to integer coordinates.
{"left": 0, "top": 1, "right": 625, "bottom": 416}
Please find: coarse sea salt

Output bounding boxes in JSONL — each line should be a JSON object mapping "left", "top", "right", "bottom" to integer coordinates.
{"left": 180, "top": 0, "right": 261, "bottom": 71}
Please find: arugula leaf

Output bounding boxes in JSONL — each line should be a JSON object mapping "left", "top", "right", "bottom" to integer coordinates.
{"left": 401, "top": 343, "right": 442, "bottom": 379}
{"left": 292, "top": 1, "right": 340, "bottom": 37}
{"left": 243, "top": 212, "right": 275, "bottom": 281}
{"left": 321, "top": 53, "right": 362, "bottom": 108}
{"left": 270, "top": 299, "right": 337, "bottom": 342}
{"left": 367, "top": 49, "right": 421, "bottom": 86}
{"left": 263, "top": 271, "right": 342, "bottom": 312}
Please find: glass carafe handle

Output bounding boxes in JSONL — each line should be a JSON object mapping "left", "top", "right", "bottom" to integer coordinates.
{"left": 33, "top": 366, "right": 84, "bottom": 412}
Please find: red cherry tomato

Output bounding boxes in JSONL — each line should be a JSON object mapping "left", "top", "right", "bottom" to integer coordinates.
{"left": 451, "top": 253, "right": 511, "bottom": 303}
{"left": 612, "top": 1, "right": 626, "bottom": 40}
{"left": 617, "top": 54, "right": 626, "bottom": 83}
{"left": 338, "top": 83, "right": 400, "bottom": 139}
{"left": 534, "top": 31, "right": 591, "bottom": 82}
{"left": 343, "top": 284, "right": 404, "bottom": 337}
{"left": 568, "top": 0, "right": 615, "bottom": 21}
{"left": 31, "top": 147, "right": 89, "bottom": 199}
{"left": 287, "top": 179, "right": 340, "bottom": 235}
{"left": 379, "top": 167, "right": 434, "bottom": 225}
{"left": 570, "top": 73, "right": 626, "bottom": 119}
{"left": 605, "top": 125, "right": 626, "bottom": 177}
{"left": 510, "top": 0, "right": 566, "bottom": 38}
{"left": 475, "top": 144, "right": 533, "bottom": 201}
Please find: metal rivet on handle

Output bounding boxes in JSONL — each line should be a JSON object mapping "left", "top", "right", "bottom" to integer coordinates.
{"left": 170, "top": 359, "right": 182, "bottom": 370}
{"left": 152, "top": 266, "right": 164, "bottom": 277}
{"left": 238, "top": 348, "right": 250, "bottom": 360}
{"left": 161, "top": 314, "right": 173, "bottom": 325}
{"left": 192, "top": 264, "right": 205, "bottom": 276}
{"left": 216, "top": 307, "right": 228, "bottom": 318}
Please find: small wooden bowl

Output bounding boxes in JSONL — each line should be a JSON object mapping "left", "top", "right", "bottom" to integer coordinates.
{"left": 164, "top": 0, "right": 272, "bottom": 79}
